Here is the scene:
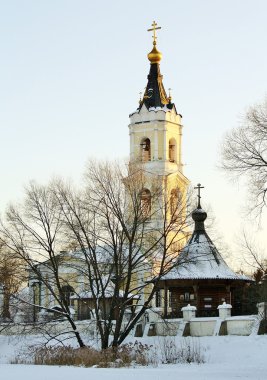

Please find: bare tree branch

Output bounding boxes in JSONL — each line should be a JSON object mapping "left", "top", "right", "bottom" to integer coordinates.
{"left": 221, "top": 98, "right": 267, "bottom": 218}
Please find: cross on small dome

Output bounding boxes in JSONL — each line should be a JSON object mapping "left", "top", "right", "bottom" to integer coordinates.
{"left": 194, "top": 183, "right": 204, "bottom": 208}
{"left": 192, "top": 183, "right": 207, "bottom": 229}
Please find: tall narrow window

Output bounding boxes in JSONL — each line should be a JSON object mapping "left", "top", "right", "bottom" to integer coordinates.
{"left": 170, "top": 188, "right": 182, "bottom": 221}
{"left": 140, "top": 188, "right": 151, "bottom": 218}
{"left": 61, "top": 285, "right": 75, "bottom": 306}
{"left": 140, "top": 138, "right": 151, "bottom": 162}
{"left": 155, "top": 289, "right": 162, "bottom": 307}
{"left": 170, "top": 188, "right": 178, "bottom": 216}
{"left": 169, "top": 138, "right": 176, "bottom": 163}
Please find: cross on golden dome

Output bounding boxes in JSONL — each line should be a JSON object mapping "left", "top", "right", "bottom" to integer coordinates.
{"left": 147, "top": 21, "right": 162, "bottom": 63}
{"left": 147, "top": 21, "right": 161, "bottom": 46}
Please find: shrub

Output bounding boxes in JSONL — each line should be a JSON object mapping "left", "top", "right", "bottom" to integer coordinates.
{"left": 12, "top": 341, "right": 152, "bottom": 368}
{"left": 10, "top": 338, "right": 205, "bottom": 367}
{"left": 159, "top": 337, "right": 206, "bottom": 364}
{"left": 179, "top": 338, "right": 205, "bottom": 364}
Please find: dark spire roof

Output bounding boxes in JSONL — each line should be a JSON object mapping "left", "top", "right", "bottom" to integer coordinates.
{"left": 189, "top": 206, "right": 221, "bottom": 265}
{"left": 139, "top": 63, "right": 175, "bottom": 110}
{"left": 136, "top": 22, "right": 177, "bottom": 113}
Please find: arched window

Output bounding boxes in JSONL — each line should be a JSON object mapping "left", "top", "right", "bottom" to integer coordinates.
{"left": 61, "top": 285, "right": 75, "bottom": 306}
{"left": 169, "top": 138, "right": 176, "bottom": 163}
{"left": 140, "top": 188, "right": 151, "bottom": 218}
{"left": 170, "top": 188, "right": 180, "bottom": 220}
{"left": 140, "top": 138, "right": 151, "bottom": 162}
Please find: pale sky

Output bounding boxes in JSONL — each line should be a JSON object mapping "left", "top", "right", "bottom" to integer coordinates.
{"left": 1, "top": 0, "right": 267, "bottom": 270}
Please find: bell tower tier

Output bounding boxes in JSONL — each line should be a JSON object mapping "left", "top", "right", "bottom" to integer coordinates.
{"left": 128, "top": 102, "right": 189, "bottom": 225}
{"left": 129, "top": 104, "right": 184, "bottom": 175}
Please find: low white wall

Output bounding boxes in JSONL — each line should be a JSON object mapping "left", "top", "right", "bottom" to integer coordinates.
{"left": 0, "top": 315, "right": 259, "bottom": 337}
{"left": 189, "top": 318, "right": 217, "bottom": 337}
{"left": 155, "top": 320, "right": 180, "bottom": 336}
{"left": 154, "top": 316, "right": 258, "bottom": 337}
{"left": 226, "top": 317, "right": 256, "bottom": 336}
{"left": 0, "top": 320, "right": 97, "bottom": 336}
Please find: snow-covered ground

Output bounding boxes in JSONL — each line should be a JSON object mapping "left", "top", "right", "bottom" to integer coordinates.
{"left": 0, "top": 335, "right": 266, "bottom": 380}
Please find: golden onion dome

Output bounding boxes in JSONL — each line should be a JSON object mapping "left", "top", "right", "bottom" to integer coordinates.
{"left": 147, "top": 43, "right": 162, "bottom": 63}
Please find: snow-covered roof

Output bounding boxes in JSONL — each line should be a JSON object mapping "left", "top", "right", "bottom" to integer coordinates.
{"left": 35, "top": 244, "right": 127, "bottom": 269}
{"left": 70, "top": 275, "right": 138, "bottom": 300}
{"left": 130, "top": 104, "right": 174, "bottom": 116}
{"left": 162, "top": 206, "right": 251, "bottom": 282}
{"left": 67, "top": 245, "right": 116, "bottom": 263}
{"left": 72, "top": 288, "right": 137, "bottom": 300}
{"left": 72, "top": 289, "right": 127, "bottom": 299}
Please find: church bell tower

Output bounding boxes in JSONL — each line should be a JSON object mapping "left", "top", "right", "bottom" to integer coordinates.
{"left": 129, "top": 22, "right": 184, "bottom": 173}
{"left": 128, "top": 22, "right": 189, "bottom": 250}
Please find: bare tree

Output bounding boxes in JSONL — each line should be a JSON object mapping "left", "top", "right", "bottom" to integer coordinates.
{"left": 239, "top": 231, "right": 267, "bottom": 274}
{"left": 0, "top": 182, "right": 86, "bottom": 348}
{"left": 0, "top": 242, "right": 26, "bottom": 320}
{"left": 234, "top": 231, "right": 267, "bottom": 316}
{"left": 221, "top": 98, "right": 267, "bottom": 216}
{"left": 52, "top": 160, "right": 192, "bottom": 348}
{"left": 0, "top": 161, "right": 192, "bottom": 349}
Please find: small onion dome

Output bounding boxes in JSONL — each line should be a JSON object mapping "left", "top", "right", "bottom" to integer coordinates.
{"left": 192, "top": 207, "right": 207, "bottom": 223}
{"left": 147, "top": 44, "right": 162, "bottom": 63}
